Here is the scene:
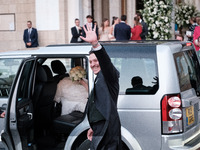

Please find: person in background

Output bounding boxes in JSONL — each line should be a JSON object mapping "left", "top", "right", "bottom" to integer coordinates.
{"left": 197, "top": 36, "right": 200, "bottom": 49}
{"left": 187, "top": 17, "right": 198, "bottom": 42}
{"left": 70, "top": 18, "right": 83, "bottom": 43}
{"left": 54, "top": 66, "right": 88, "bottom": 116}
{"left": 82, "top": 15, "right": 99, "bottom": 41}
{"left": 136, "top": 12, "right": 148, "bottom": 40}
{"left": 175, "top": 34, "right": 184, "bottom": 41}
{"left": 126, "top": 76, "right": 147, "bottom": 94}
{"left": 99, "top": 18, "right": 111, "bottom": 41}
{"left": 23, "top": 21, "right": 39, "bottom": 48}
{"left": 131, "top": 16, "right": 142, "bottom": 40}
{"left": 193, "top": 17, "right": 200, "bottom": 53}
{"left": 109, "top": 16, "right": 119, "bottom": 41}
{"left": 114, "top": 15, "right": 131, "bottom": 41}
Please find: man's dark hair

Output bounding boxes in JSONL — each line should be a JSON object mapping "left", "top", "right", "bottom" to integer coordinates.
{"left": 136, "top": 12, "right": 143, "bottom": 20}
{"left": 112, "top": 16, "right": 118, "bottom": 25}
{"left": 27, "top": 21, "right": 32, "bottom": 24}
{"left": 75, "top": 18, "right": 79, "bottom": 22}
{"left": 86, "top": 15, "right": 93, "bottom": 19}
{"left": 176, "top": 34, "right": 184, "bottom": 41}
{"left": 121, "top": 15, "right": 127, "bottom": 22}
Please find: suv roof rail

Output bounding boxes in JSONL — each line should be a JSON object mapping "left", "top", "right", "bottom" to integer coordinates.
{"left": 46, "top": 40, "right": 186, "bottom": 47}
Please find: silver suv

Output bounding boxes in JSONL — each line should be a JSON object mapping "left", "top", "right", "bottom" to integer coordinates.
{"left": 1, "top": 41, "right": 200, "bottom": 150}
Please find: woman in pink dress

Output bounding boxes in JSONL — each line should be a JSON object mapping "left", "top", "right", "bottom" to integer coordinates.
{"left": 131, "top": 16, "right": 142, "bottom": 40}
{"left": 193, "top": 18, "right": 200, "bottom": 53}
{"left": 99, "top": 18, "right": 111, "bottom": 41}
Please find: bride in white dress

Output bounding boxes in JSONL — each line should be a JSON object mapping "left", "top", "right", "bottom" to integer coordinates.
{"left": 54, "top": 66, "right": 88, "bottom": 115}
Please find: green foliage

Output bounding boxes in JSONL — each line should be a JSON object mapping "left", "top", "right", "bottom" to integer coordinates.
{"left": 141, "top": 0, "right": 172, "bottom": 40}
{"left": 175, "top": 3, "right": 198, "bottom": 28}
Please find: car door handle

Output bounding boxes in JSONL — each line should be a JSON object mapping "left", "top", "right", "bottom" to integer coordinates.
{"left": 27, "top": 113, "right": 33, "bottom": 120}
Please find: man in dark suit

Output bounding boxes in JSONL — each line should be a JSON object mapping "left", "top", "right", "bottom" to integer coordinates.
{"left": 80, "top": 25, "right": 122, "bottom": 150}
{"left": 136, "top": 12, "right": 148, "bottom": 40}
{"left": 114, "top": 15, "right": 131, "bottom": 41}
{"left": 23, "top": 21, "right": 39, "bottom": 48}
{"left": 82, "top": 15, "right": 98, "bottom": 42}
{"left": 70, "top": 18, "right": 83, "bottom": 43}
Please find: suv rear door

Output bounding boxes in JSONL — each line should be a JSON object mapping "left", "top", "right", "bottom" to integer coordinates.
{"left": 2, "top": 57, "right": 36, "bottom": 150}
{"left": 174, "top": 49, "right": 200, "bottom": 140}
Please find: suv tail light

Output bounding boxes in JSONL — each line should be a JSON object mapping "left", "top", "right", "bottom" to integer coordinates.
{"left": 161, "top": 94, "right": 183, "bottom": 134}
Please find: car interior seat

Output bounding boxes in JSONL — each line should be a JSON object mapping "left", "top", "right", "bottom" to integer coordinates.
{"left": 34, "top": 65, "right": 57, "bottom": 140}
{"left": 51, "top": 60, "right": 69, "bottom": 82}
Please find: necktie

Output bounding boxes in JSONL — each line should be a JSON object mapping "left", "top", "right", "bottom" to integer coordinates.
{"left": 28, "top": 29, "right": 31, "bottom": 42}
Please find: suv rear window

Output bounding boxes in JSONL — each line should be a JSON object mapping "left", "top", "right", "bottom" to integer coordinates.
{"left": 104, "top": 44, "right": 159, "bottom": 95}
{"left": 174, "top": 50, "right": 200, "bottom": 93}
{"left": 0, "top": 58, "right": 22, "bottom": 97}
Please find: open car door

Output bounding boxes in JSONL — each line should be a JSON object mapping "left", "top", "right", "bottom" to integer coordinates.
{"left": 1, "top": 57, "right": 37, "bottom": 150}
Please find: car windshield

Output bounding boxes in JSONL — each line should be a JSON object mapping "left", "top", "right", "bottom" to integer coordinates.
{"left": 0, "top": 58, "right": 22, "bottom": 97}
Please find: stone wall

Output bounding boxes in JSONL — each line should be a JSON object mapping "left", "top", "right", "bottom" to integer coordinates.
{"left": 0, "top": 0, "right": 36, "bottom": 51}
{"left": 0, "top": 0, "right": 68, "bottom": 52}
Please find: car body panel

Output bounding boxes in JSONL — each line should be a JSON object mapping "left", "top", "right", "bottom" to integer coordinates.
{"left": 1, "top": 41, "right": 200, "bottom": 150}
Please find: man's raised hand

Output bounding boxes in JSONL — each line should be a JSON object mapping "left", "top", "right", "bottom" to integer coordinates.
{"left": 80, "top": 24, "right": 98, "bottom": 47}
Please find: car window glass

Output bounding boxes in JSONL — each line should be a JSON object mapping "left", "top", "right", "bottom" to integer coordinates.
{"left": 17, "top": 60, "right": 34, "bottom": 101}
{"left": 174, "top": 50, "right": 200, "bottom": 93}
{"left": 42, "top": 57, "right": 88, "bottom": 79}
{"left": 105, "top": 45, "right": 158, "bottom": 95}
{"left": 0, "top": 58, "right": 22, "bottom": 97}
{"left": 42, "top": 58, "right": 72, "bottom": 76}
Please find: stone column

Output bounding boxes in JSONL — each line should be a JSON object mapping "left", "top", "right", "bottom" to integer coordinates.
{"left": 109, "top": 0, "right": 121, "bottom": 25}
{"left": 93, "top": 0, "right": 102, "bottom": 26}
{"left": 67, "top": 0, "right": 83, "bottom": 43}
{"left": 82, "top": 0, "right": 92, "bottom": 24}
{"left": 127, "top": 0, "right": 136, "bottom": 27}
{"left": 195, "top": 0, "right": 200, "bottom": 11}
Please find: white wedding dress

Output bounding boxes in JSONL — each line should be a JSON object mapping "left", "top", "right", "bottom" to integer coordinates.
{"left": 54, "top": 77, "right": 88, "bottom": 115}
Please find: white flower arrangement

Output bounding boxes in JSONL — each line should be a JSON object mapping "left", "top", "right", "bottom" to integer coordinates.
{"left": 175, "top": 3, "right": 197, "bottom": 28}
{"left": 69, "top": 66, "right": 86, "bottom": 81}
{"left": 141, "top": 0, "right": 172, "bottom": 40}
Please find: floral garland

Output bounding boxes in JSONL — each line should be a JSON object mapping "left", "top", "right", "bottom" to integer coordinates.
{"left": 175, "top": 3, "right": 197, "bottom": 28}
{"left": 141, "top": 0, "right": 172, "bottom": 40}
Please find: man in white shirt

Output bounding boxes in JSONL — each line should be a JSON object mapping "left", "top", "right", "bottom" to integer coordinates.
{"left": 70, "top": 18, "right": 83, "bottom": 43}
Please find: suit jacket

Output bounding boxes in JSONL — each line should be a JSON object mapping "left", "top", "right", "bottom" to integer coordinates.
{"left": 82, "top": 23, "right": 98, "bottom": 42}
{"left": 86, "top": 45, "right": 121, "bottom": 149}
{"left": 140, "top": 21, "right": 148, "bottom": 40}
{"left": 70, "top": 26, "right": 83, "bottom": 43}
{"left": 114, "top": 22, "right": 131, "bottom": 41}
{"left": 23, "top": 28, "right": 39, "bottom": 48}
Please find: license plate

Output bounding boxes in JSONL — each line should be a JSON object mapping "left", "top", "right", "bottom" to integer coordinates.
{"left": 186, "top": 106, "right": 195, "bottom": 126}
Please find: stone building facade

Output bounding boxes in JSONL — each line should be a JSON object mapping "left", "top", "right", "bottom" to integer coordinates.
{"left": 0, "top": 0, "right": 199, "bottom": 52}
